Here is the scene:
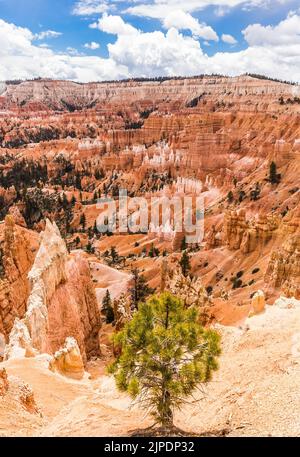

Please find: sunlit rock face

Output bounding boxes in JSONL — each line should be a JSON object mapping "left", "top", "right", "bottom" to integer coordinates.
{"left": 4, "top": 220, "right": 101, "bottom": 363}
{"left": 265, "top": 234, "right": 300, "bottom": 300}
{"left": 49, "top": 337, "right": 85, "bottom": 380}
{"left": 0, "top": 216, "right": 37, "bottom": 339}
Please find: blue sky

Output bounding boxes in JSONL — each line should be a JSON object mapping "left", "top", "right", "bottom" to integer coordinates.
{"left": 0, "top": 0, "right": 300, "bottom": 82}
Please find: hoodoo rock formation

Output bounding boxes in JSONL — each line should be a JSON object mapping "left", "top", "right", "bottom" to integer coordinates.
{"left": 49, "top": 337, "right": 85, "bottom": 380}
{"left": 4, "top": 219, "right": 101, "bottom": 363}
{"left": 265, "top": 234, "right": 300, "bottom": 299}
{"left": 0, "top": 216, "right": 38, "bottom": 340}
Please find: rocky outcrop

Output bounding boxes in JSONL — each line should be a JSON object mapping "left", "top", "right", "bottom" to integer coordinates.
{"left": 161, "top": 260, "right": 209, "bottom": 309}
{"left": 24, "top": 219, "right": 68, "bottom": 354}
{"left": 3, "top": 318, "right": 36, "bottom": 360}
{"left": 113, "top": 293, "right": 131, "bottom": 332}
{"left": 265, "top": 234, "right": 300, "bottom": 299}
{"left": 0, "top": 368, "right": 8, "bottom": 396}
{"left": 250, "top": 290, "right": 266, "bottom": 316}
{"left": 5, "top": 220, "right": 101, "bottom": 363}
{"left": 0, "top": 216, "right": 37, "bottom": 339}
{"left": 223, "top": 210, "right": 279, "bottom": 254}
{"left": 49, "top": 337, "right": 85, "bottom": 380}
{"left": 19, "top": 383, "right": 40, "bottom": 415}
{"left": 1, "top": 76, "right": 296, "bottom": 113}
{"left": 47, "top": 252, "right": 101, "bottom": 362}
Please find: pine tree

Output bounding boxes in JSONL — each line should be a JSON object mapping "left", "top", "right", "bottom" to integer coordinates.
{"left": 149, "top": 243, "right": 160, "bottom": 257}
{"left": 181, "top": 236, "right": 187, "bottom": 251}
{"left": 227, "top": 190, "right": 234, "bottom": 203}
{"left": 109, "top": 293, "right": 221, "bottom": 433}
{"left": 0, "top": 248, "right": 5, "bottom": 278}
{"left": 93, "top": 220, "right": 98, "bottom": 235}
{"left": 130, "top": 268, "right": 155, "bottom": 311}
{"left": 76, "top": 173, "right": 82, "bottom": 190}
{"left": 269, "top": 161, "right": 280, "bottom": 184}
{"left": 62, "top": 193, "right": 69, "bottom": 209}
{"left": 80, "top": 213, "right": 86, "bottom": 231}
{"left": 110, "top": 246, "right": 119, "bottom": 264}
{"left": 179, "top": 251, "right": 191, "bottom": 277}
{"left": 86, "top": 241, "right": 95, "bottom": 254}
{"left": 102, "top": 290, "right": 115, "bottom": 324}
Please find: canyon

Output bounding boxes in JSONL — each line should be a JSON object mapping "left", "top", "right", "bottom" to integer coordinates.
{"left": 0, "top": 74, "right": 299, "bottom": 436}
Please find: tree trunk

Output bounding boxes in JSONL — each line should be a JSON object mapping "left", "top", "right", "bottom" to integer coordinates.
{"left": 161, "top": 390, "right": 173, "bottom": 428}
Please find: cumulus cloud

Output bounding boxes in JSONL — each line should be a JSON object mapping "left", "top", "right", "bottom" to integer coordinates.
{"left": 0, "top": 19, "right": 128, "bottom": 82}
{"left": 108, "top": 27, "right": 207, "bottom": 77}
{"left": 162, "top": 10, "right": 218, "bottom": 41}
{"left": 243, "top": 11, "right": 300, "bottom": 46}
{"left": 1, "top": 11, "right": 300, "bottom": 83}
{"left": 90, "top": 13, "right": 139, "bottom": 35}
{"left": 84, "top": 41, "right": 100, "bottom": 49}
{"left": 221, "top": 33, "right": 237, "bottom": 44}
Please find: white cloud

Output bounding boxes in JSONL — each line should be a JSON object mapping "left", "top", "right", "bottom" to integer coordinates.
{"left": 73, "top": 0, "right": 109, "bottom": 16}
{"left": 84, "top": 41, "right": 100, "bottom": 49}
{"left": 163, "top": 10, "right": 218, "bottom": 41}
{"left": 125, "top": 0, "right": 287, "bottom": 19}
{"left": 0, "top": 19, "right": 128, "bottom": 82}
{"left": 1, "top": 11, "right": 300, "bottom": 83}
{"left": 243, "top": 11, "right": 300, "bottom": 46}
{"left": 34, "top": 30, "right": 62, "bottom": 40}
{"left": 90, "top": 13, "right": 139, "bottom": 35}
{"left": 222, "top": 33, "right": 237, "bottom": 44}
{"left": 107, "top": 27, "right": 207, "bottom": 77}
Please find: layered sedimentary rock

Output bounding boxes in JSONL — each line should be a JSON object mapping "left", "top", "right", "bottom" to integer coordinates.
{"left": 5, "top": 220, "right": 101, "bottom": 362}
{"left": 1, "top": 76, "right": 297, "bottom": 113}
{"left": 24, "top": 219, "right": 68, "bottom": 354}
{"left": 223, "top": 210, "right": 279, "bottom": 254}
{"left": 47, "top": 252, "right": 101, "bottom": 361}
{"left": 265, "top": 234, "right": 300, "bottom": 299}
{"left": 0, "top": 216, "right": 37, "bottom": 339}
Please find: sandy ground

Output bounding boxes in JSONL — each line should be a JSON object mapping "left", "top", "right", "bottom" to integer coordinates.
{"left": 90, "top": 261, "right": 131, "bottom": 305}
{"left": 1, "top": 300, "right": 300, "bottom": 437}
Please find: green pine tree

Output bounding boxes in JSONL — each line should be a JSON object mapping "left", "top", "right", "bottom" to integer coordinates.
{"left": 109, "top": 293, "right": 221, "bottom": 432}
{"left": 179, "top": 251, "right": 191, "bottom": 277}
{"left": 102, "top": 290, "right": 115, "bottom": 324}
{"left": 80, "top": 213, "right": 86, "bottom": 231}
{"left": 181, "top": 236, "right": 187, "bottom": 251}
{"left": 130, "top": 268, "right": 155, "bottom": 311}
{"left": 110, "top": 246, "right": 119, "bottom": 264}
{"left": 227, "top": 191, "right": 234, "bottom": 203}
{"left": 86, "top": 241, "right": 95, "bottom": 254}
{"left": 93, "top": 220, "right": 98, "bottom": 235}
{"left": 269, "top": 161, "right": 280, "bottom": 184}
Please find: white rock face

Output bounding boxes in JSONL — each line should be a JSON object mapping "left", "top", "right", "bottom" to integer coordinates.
{"left": 5, "top": 220, "right": 68, "bottom": 358}
{"left": 3, "top": 318, "right": 35, "bottom": 360}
